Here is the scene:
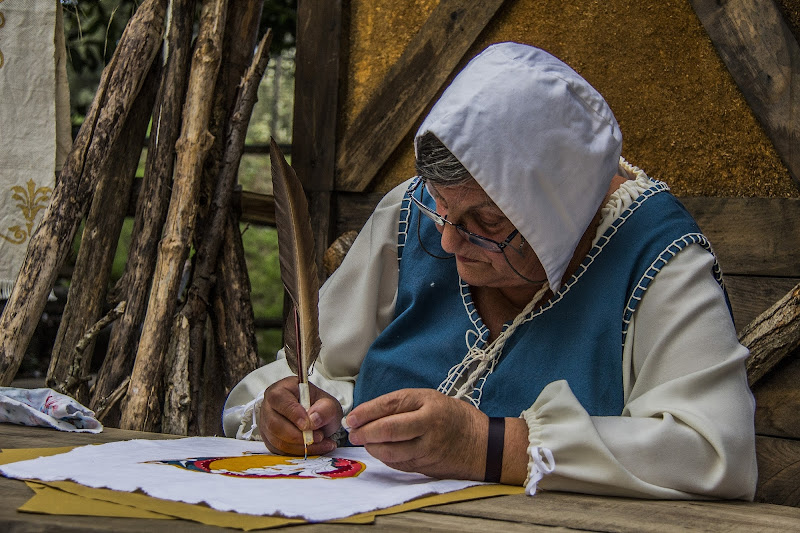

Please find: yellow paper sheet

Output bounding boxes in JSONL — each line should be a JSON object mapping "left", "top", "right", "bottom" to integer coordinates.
{"left": 3, "top": 446, "right": 524, "bottom": 530}
{"left": 22, "top": 481, "right": 172, "bottom": 520}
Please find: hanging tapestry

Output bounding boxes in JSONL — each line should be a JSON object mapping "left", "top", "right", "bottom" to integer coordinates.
{"left": 0, "top": 0, "right": 71, "bottom": 297}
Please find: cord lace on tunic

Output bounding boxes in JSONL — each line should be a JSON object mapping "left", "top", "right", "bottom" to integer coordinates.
{"left": 438, "top": 282, "right": 551, "bottom": 406}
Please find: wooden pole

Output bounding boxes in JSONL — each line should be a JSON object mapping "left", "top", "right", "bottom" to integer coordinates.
{"left": 55, "top": 302, "right": 126, "bottom": 398}
{"left": 182, "top": 31, "right": 271, "bottom": 435}
{"left": 292, "top": 0, "right": 343, "bottom": 279}
{"left": 188, "top": 0, "right": 265, "bottom": 436}
{"left": 119, "top": 0, "right": 229, "bottom": 432}
{"left": 162, "top": 315, "right": 191, "bottom": 435}
{"left": 0, "top": 0, "right": 167, "bottom": 386}
{"left": 90, "top": 0, "right": 197, "bottom": 423}
{"left": 335, "top": 0, "right": 508, "bottom": 192}
{"left": 213, "top": 216, "right": 260, "bottom": 393}
{"left": 47, "top": 59, "right": 161, "bottom": 403}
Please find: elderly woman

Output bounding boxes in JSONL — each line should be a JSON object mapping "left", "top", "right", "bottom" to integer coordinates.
{"left": 223, "top": 42, "right": 757, "bottom": 499}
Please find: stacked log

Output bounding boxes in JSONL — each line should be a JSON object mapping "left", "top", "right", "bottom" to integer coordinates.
{"left": 0, "top": 0, "right": 272, "bottom": 435}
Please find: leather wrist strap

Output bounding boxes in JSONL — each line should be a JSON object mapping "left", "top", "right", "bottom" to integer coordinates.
{"left": 484, "top": 417, "right": 505, "bottom": 483}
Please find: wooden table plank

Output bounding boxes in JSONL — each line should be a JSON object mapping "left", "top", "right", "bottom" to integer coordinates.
{"left": 289, "top": 511, "right": 561, "bottom": 532}
{"left": 425, "top": 491, "right": 800, "bottom": 532}
{"left": 0, "top": 424, "right": 181, "bottom": 448}
{"left": 3, "top": 424, "right": 800, "bottom": 531}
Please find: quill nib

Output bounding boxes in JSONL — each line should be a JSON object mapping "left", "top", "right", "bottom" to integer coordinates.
{"left": 298, "top": 380, "right": 314, "bottom": 450}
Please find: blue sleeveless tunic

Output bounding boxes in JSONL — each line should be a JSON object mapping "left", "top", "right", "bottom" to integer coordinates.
{"left": 352, "top": 179, "right": 725, "bottom": 417}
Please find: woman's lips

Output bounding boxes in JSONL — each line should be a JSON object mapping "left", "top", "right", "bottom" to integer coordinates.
{"left": 456, "top": 255, "right": 479, "bottom": 264}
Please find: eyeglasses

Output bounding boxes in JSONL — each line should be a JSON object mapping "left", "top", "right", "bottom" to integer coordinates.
{"left": 408, "top": 178, "right": 520, "bottom": 254}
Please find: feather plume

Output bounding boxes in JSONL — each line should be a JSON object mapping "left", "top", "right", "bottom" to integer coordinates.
{"left": 269, "top": 138, "right": 321, "bottom": 381}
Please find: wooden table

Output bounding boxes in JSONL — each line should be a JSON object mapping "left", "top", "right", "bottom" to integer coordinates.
{"left": 2, "top": 423, "right": 799, "bottom": 532}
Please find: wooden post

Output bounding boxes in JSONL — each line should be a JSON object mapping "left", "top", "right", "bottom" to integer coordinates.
{"left": 292, "top": 0, "right": 343, "bottom": 279}
{"left": 47, "top": 59, "right": 160, "bottom": 404}
{"left": 189, "top": 0, "right": 265, "bottom": 436}
{"left": 212, "top": 216, "right": 260, "bottom": 396}
{"left": 178, "top": 29, "right": 272, "bottom": 436}
{"left": 162, "top": 315, "right": 191, "bottom": 435}
{"left": 90, "top": 0, "right": 197, "bottom": 421}
{"left": 119, "top": 0, "right": 228, "bottom": 432}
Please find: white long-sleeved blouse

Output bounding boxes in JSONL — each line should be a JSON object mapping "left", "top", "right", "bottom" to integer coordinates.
{"left": 223, "top": 161, "right": 758, "bottom": 500}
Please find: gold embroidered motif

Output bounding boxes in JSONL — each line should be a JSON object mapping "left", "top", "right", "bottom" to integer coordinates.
{"left": 1, "top": 180, "right": 53, "bottom": 245}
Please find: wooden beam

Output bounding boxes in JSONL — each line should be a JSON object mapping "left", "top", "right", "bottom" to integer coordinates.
{"left": 679, "top": 197, "right": 800, "bottom": 277}
{"left": 754, "top": 434, "right": 800, "bottom": 506}
{"left": 128, "top": 178, "right": 277, "bottom": 227}
{"left": 753, "top": 353, "right": 800, "bottom": 439}
{"left": 225, "top": 194, "right": 800, "bottom": 284}
{"left": 292, "top": 0, "right": 342, "bottom": 277}
{"left": 689, "top": 0, "right": 800, "bottom": 188}
{"left": 336, "top": 0, "right": 508, "bottom": 192}
{"left": 238, "top": 190, "right": 275, "bottom": 226}
{"left": 129, "top": 187, "right": 800, "bottom": 331}
{"left": 724, "top": 275, "right": 800, "bottom": 331}
{"left": 332, "top": 196, "right": 800, "bottom": 279}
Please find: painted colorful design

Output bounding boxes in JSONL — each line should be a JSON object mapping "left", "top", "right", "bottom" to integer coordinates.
{"left": 149, "top": 454, "right": 366, "bottom": 479}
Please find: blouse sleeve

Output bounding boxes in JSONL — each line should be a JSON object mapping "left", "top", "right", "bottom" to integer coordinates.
{"left": 522, "top": 244, "right": 758, "bottom": 500}
{"left": 222, "top": 182, "right": 408, "bottom": 439}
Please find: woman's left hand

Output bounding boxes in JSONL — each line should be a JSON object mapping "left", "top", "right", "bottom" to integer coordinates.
{"left": 345, "top": 388, "right": 488, "bottom": 480}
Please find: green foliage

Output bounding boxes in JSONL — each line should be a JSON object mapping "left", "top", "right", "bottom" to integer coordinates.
{"left": 111, "top": 218, "right": 134, "bottom": 281}
{"left": 62, "top": 0, "right": 298, "bottom": 126}
{"left": 260, "top": 0, "right": 297, "bottom": 52}
{"left": 61, "top": 0, "right": 137, "bottom": 125}
{"left": 246, "top": 47, "right": 295, "bottom": 146}
{"left": 240, "top": 224, "right": 284, "bottom": 362}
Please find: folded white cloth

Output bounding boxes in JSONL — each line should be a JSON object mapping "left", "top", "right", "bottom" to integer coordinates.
{"left": 0, "top": 387, "right": 102, "bottom": 433}
{"left": 0, "top": 437, "right": 490, "bottom": 521}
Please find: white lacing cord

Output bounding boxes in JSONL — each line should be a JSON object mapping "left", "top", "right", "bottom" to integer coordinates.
{"left": 236, "top": 396, "right": 263, "bottom": 441}
{"left": 525, "top": 445, "right": 555, "bottom": 496}
{"left": 437, "top": 328, "right": 484, "bottom": 401}
{"left": 438, "top": 283, "right": 550, "bottom": 404}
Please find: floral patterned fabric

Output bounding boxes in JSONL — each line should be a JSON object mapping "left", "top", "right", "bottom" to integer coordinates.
{"left": 0, "top": 387, "right": 102, "bottom": 433}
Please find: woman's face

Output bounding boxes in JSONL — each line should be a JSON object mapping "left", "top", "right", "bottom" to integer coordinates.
{"left": 425, "top": 179, "right": 547, "bottom": 290}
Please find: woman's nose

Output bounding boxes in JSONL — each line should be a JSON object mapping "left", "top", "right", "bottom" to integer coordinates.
{"left": 439, "top": 222, "right": 465, "bottom": 254}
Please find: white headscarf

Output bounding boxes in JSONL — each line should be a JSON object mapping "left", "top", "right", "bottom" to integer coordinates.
{"left": 415, "top": 42, "right": 622, "bottom": 291}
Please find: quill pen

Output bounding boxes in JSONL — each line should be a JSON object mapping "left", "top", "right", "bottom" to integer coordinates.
{"left": 269, "top": 138, "right": 322, "bottom": 449}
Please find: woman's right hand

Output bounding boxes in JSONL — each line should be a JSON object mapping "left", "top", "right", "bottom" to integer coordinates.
{"left": 258, "top": 376, "right": 344, "bottom": 456}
